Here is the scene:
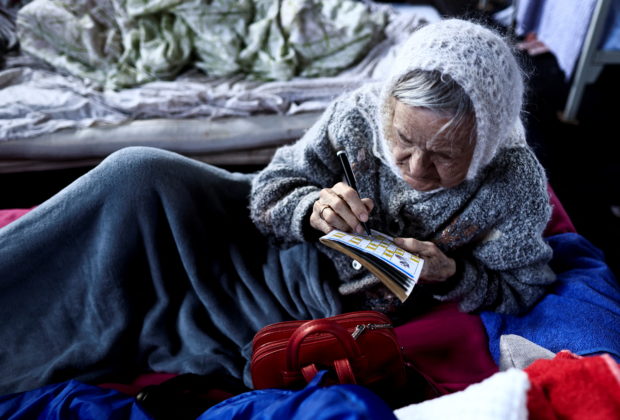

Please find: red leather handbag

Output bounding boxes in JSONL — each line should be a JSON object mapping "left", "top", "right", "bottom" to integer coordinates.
{"left": 250, "top": 311, "right": 407, "bottom": 393}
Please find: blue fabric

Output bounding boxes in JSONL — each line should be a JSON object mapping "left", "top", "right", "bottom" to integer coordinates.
{"left": 199, "top": 371, "right": 397, "bottom": 420}
{"left": 516, "top": 0, "right": 620, "bottom": 78}
{"left": 515, "top": 0, "right": 598, "bottom": 78}
{"left": 0, "top": 380, "right": 151, "bottom": 420}
{"left": 0, "top": 147, "right": 342, "bottom": 395}
{"left": 602, "top": 0, "right": 620, "bottom": 51}
{"left": 0, "top": 372, "right": 396, "bottom": 420}
{"left": 482, "top": 232, "right": 620, "bottom": 362}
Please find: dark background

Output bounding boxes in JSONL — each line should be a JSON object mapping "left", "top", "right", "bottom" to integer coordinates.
{"left": 2, "top": 0, "right": 619, "bottom": 276}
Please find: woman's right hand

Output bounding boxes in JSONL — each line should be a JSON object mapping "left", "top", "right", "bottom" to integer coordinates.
{"left": 310, "top": 182, "right": 374, "bottom": 235}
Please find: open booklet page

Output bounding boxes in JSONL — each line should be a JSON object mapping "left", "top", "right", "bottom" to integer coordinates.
{"left": 320, "top": 229, "right": 424, "bottom": 301}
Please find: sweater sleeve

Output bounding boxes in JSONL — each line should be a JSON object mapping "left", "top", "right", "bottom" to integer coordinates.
{"left": 431, "top": 148, "right": 556, "bottom": 314}
{"left": 249, "top": 100, "right": 344, "bottom": 245}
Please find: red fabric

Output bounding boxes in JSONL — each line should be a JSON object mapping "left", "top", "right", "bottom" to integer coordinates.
{"left": 0, "top": 208, "right": 34, "bottom": 229}
{"left": 98, "top": 372, "right": 178, "bottom": 395}
{"left": 525, "top": 351, "right": 620, "bottom": 420}
{"left": 394, "top": 301, "right": 499, "bottom": 397}
{"left": 544, "top": 185, "right": 577, "bottom": 236}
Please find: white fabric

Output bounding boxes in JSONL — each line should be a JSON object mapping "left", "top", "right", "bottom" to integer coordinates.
{"left": 394, "top": 369, "right": 530, "bottom": 420}
{"left": 376, "top": 19, "right": 527, "bottom": 181}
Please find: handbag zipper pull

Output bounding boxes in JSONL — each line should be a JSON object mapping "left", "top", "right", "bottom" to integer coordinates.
{"left": 351, "top": 324, "right": 367, "bottom": 340}
{"left": 351, "top": 323, "right": 392, "bottom": 340}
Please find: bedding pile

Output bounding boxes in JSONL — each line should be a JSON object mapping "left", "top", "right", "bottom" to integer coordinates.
{"left": 0, "top": 1, "right": 428, "bottom": 142}
{"left": 1, "top": 352, "right": 618, "bottom": 419}
{"left": 395, "top": 351, "right": 620, "bottom": 420}
{"left": 16, "top": 0, "right": 388, "bottom": 87}
{"left": 482, "top": 232, "right": 620, "bottom": 364}
{"left": 1, "top": 204, "right": 619, "bottom": 417}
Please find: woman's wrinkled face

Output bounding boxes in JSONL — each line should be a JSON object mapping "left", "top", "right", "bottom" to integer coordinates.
{"left": 389, "top": 100, "right": 476, "bottom": 191}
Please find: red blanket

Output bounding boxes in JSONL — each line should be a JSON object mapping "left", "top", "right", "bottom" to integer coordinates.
{"left": 526, "top": 351, "right": 620, "bottom": 419}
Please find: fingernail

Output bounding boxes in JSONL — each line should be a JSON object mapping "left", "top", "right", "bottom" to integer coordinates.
{"left": 356, "top": 225, "right": 364, "bottom": 234}
{"left": 359, "top": 213, "right": 368, "bottom": 222}
{"left": 394, "top": 237, "right": 403, "bottom": 244}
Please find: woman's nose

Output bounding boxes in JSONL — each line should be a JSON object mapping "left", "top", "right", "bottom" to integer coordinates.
{"left": 408, "top": 149, "right": 431, "bottom": 177}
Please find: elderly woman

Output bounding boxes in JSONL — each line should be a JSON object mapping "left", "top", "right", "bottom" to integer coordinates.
{"left": 250, "top": 19, "right": 555, "bottom": 317}
{"left": 0, "top": 19, "right": 555, "bottom": 395}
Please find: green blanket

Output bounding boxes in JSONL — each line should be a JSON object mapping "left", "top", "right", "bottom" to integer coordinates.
{"left": 16, "top": 0, "right": 388, "bottom": 89}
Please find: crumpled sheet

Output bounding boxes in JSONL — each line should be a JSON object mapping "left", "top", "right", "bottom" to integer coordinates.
{"left": 0, "top": 4, "right": 425, "bottom": 142}
{"left": 17, "top": 0, "right": 388, "bottom": 87}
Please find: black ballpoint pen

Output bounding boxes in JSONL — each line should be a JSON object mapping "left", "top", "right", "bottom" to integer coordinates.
{"left": 336, "top": 150, "right": 372, "bottom": 236}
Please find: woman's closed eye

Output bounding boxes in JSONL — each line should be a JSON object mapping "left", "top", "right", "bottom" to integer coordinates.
{"left": 397, "top": 134, "right": 412, "bottom": 146}
{"left": 432, "top": 152, "right": 454, "bottom": 163}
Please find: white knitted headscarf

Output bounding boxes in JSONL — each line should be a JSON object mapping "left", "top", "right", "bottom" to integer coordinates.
{"left": 376, "top": 19, "right": 527, "bottom": 181}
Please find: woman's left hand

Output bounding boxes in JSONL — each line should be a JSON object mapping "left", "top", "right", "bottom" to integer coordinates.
{"left": 393, "top": 237, "right": 456, "bottom": 283}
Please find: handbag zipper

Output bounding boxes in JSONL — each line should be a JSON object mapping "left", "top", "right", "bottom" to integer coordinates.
{"left": 254, "top": 323, "right": 393, "bottom": 362}
{"left": 351, "top": 323, "right": 392, "bottom": 340}
{"left": 253, "top": 311, "right": 391, "bottom": 348}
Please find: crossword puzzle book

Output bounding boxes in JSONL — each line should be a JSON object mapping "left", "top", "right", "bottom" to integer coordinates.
{"left": 319, "top": 229, "right": 424, "bottom": 302}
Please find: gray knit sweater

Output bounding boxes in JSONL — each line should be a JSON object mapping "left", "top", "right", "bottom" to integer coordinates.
{"left": 249, "top": 87, "right": 555, "bottom": 315}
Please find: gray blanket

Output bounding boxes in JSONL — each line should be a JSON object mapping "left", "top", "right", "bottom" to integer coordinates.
{"left": 0, "top": 147, "right": 342, "bottom": 395}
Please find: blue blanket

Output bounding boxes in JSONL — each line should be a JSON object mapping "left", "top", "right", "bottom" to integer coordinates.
{"left": 0, "top": 381, "right": 151, "bottom": 420}
{"left": 0, "top": 148, "right": 342, "bottom": 395}
{"left": 482, "top": 233, "right": 620, "bottom": 362}
{"left": 0, "top": 371, "right": 395, "bottom": 420}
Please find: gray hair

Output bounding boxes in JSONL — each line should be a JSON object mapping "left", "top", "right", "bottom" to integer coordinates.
{"left": 391, "top": 70, "right": 476, "bottom": 143}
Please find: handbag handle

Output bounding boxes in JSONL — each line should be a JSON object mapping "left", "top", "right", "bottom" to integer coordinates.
{"left": 284, "top": 319, "right": 364, "bottom": 384}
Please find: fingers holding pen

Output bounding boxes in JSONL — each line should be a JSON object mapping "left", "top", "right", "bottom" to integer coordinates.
{"left": 331, "top": 182, "right": 373, "bottom": 222}
{"left": 319, "top": 187, "right": 362, "bottom": 233}
{"left": 308, "top": 194, "right": 343, "bottom": 234}
{"left": 311, "top": 183, "right": 374, "bottom": 234}
{"left": 360, "top": 198, "right": 374, "bottom": 218}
